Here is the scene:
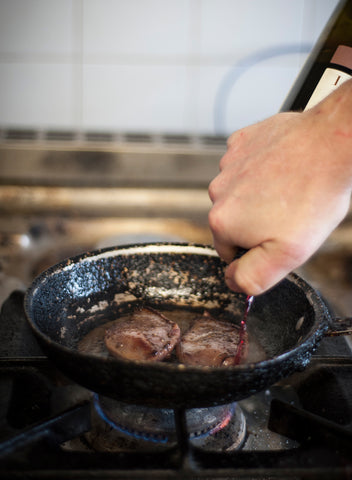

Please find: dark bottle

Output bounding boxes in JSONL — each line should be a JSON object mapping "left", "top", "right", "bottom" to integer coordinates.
{"left": 281, "top": 0, "right": 352, "bottom": 112}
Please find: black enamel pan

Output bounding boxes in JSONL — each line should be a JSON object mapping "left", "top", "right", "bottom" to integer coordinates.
{"left": 24, "top": 243, "right": 340, "bottom": 409}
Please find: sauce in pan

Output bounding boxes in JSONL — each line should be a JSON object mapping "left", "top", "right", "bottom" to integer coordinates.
{"left": 78, "top": 302, "right": 266, "bottom": 366}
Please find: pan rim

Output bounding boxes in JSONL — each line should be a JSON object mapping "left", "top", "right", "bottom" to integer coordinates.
{"left": 24, "top": 242, "right": 329, "bottom": 374}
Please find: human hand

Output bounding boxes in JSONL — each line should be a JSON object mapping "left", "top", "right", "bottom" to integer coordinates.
{"left": 208, "top": 99, "right": 352, "bottom": 296}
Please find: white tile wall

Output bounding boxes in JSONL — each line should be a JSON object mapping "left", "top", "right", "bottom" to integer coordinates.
{"left": 199, "top": 0, "right": 306, "bottom": 58}
{"left": 0, "top": 0, "right": 75, "bottom": 56}
{"left": 0, "top": 63, "right": 75, "bottom": 126}
{"left": 83, "top": 0, "right": 191, "bottom": 57}
{"left": 83, "top": 64, "right": 190, "bottom": 131}
{"left": 0, "top": 0, "right": 340, "bottom": 135}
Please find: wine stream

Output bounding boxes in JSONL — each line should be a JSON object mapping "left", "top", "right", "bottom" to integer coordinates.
{"left": 234, "top": 295, "right": 254, "bottom": 364}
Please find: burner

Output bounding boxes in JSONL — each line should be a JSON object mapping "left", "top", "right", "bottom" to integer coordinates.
{"left": 85, "top": 395, "right": 246, "bottom": 452}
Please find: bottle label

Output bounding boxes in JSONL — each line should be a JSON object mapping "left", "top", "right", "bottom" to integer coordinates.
{"left": 305, "top": 68, "right": 351, "bottom": 110}
{"left": 305, "top": 45, "right": 352, "bottom": 111}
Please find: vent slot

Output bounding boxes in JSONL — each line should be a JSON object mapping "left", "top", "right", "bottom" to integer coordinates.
{"left": 5, "top": 129, "right": 38, "bottom": 140}
{"left": 123, "top": 133, "right": 153, "bottom": 143}
{"left": 85, "top": 132, "right": 114, "bottom": 142}
{"left": 0, "top": 128, "right": 227, "bottom": 149}
{"left": 200, "top": 135, "right": 227, "bottom": 146}
{"left": 163, "top": 134, "right": 191, "bottom": 144}
{"left": 45, "top": 131, "right": 76, "bottom": 141}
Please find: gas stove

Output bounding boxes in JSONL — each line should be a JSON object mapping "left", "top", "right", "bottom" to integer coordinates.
{"left": 0, "top": 289, "right": 351, "bottom": 479}
{"left": 0, "top": 132, "right": 352, "bottom": 478}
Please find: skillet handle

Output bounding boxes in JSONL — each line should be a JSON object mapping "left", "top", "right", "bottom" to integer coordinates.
{"left": 325, "top": 316, "right": 352, "bottom": 337}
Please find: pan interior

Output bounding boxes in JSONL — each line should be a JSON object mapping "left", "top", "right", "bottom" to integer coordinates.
{"left": 27, "top": 244, "right": 321, "bottom": 366}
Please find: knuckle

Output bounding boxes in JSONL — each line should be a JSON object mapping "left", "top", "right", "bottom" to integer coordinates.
{"left": 208, "top": 205, "right": 222, "bottom": 234}
{"left": 219, "top": 152, "right": 230, "bottom": 169}
{"left": 208, "top": 202, "right": 230, "bottom": 238}
{"left": 275, "top": 239, "right": 309, "bottom": 268}
{"left": 227, "top": 129, "right": 242, "bottom": 147}
{"left": 208, "top": 179, "right": 217, "bottom": 202}
{"left": 226, "top": 133, "right": 236, "bottom": 147}
{"left": 219, "top": 153, "right": 231, "bottom": 171}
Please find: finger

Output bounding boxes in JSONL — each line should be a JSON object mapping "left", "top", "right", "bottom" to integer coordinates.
{"left": 212, "top": 237, "right": 237, "bottom": 264}
{"left": 224, "top": 242, "right": 302, "bottom": 296}
{"left": 208, "top": 203, "right": 242, "bottom": 263}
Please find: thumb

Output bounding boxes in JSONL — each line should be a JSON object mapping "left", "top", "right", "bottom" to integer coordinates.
{"left": 224, "top": 243, "right": 302, "bottom": 296}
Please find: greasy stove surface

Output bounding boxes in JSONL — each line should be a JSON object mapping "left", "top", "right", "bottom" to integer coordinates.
{"left": 0, "top": 291, "right": 351, "bottom": 480}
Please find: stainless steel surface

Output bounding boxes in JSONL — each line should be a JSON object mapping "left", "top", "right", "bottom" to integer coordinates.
{"left": 0, "top": 131, "right": 225, "bottom": 188}
{"left": 0, "top": 186, "right": 211, "bottom": 217}
{"left": 0, "top": 131, "right": 217, "bottom": 290}
{"left": 0, "top": 216, "right": 212, "bottom": 289}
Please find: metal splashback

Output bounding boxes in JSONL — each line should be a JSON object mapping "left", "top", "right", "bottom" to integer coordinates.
{"left": 0, "top": 130, "right": 226, "bottom": 186}
{"left": 0, "top": 130, "right": 224, "bottom": 289}
{"left": 0, "top": 130, "right": 226, "bottom": 219}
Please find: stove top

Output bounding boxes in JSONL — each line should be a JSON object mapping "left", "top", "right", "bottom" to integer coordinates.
{"left": 0, "top": 290, "right": 351, "bottom": 480}
{"left": 0, "top": 134, "right": 352, "bottom": 478}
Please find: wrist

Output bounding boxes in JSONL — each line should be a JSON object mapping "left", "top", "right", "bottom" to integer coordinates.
{"left": 307, "top": 79, "right": 352, "bottom": 188}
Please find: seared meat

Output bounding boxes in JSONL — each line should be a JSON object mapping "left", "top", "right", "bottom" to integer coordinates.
{"left": 176, "top": 312, "right": 248, "bottom": 367}
{"left": 104, "top": 307, "right": 181, "bottom": 362}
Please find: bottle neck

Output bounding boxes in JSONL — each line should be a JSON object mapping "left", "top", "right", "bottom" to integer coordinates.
{"left": 280, "top": 0, "right": 352, "bottom": 112}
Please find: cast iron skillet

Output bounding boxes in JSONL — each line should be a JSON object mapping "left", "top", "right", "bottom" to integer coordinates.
{"left": 24, "top": 243, "right": 336, "bottom": 409}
